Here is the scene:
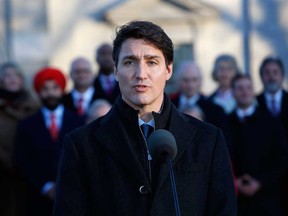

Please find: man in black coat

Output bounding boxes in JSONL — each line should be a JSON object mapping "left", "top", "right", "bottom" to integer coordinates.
{"left": 15, "top": 68, "right": 84, "bottom": 216}
{"left": 256, "top": 57, "right": 288, "bottom": 213}
{"left": 54, "top": 21, "right": 237, "bottom": 216}
{"left": 63, "top": 57, "right": 97, "bottom": 117}
{"left": 228, "top": 74, "right": 287, "bottom": 216}
{"left": 257, "top": 56, "right": 288, "bottom": 120}
{"left": 93, "top": 43, "right": 120, "bottom": 104}
{"left": 170, "top": 60, "right": 227, "bottom": 130}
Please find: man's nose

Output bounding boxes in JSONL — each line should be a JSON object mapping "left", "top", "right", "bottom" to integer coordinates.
{"left": 135, "top": 63, "right": 148, "bottom": 79}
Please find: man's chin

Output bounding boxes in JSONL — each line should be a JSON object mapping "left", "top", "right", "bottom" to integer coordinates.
{"left": 122, "top": 96, "right": 150, "bottom": 108}
{"left": 41, "top": 99, "right": 62, "bottom": 111}
{"left": 44, "top": 104, "right": 59, "bottom": 110}
{"left": 265, "top": 83, "right": 280, "bottom": 94}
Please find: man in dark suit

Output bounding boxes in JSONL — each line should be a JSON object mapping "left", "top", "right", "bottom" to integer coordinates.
{"left": 256, "top": 57, "right": 288, "bottom": 213}
{"left": 54, "top": 21, "right": 237, "bottom": 215}
{"left": 63, "top": 57, "right": 96, "bottom": 117}
{"left": 228, "top": 74, "right": 287, "bottom": 216}
{"left": 257, "top": 56, "right": 288, "bottom": 120}
{"left": 170, "top": 60, "right": 227, "bottom": 130}
{"left": 15, "top": 67, "right": 84, "bottom": 216}
{"left": 93, "top": 43, "right": 120, "bottom": 104}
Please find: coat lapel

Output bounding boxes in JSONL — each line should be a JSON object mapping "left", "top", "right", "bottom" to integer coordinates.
{"left": 92, "top": 106, "right": 152, "bottom": 191}
{"left": 281, "top": 90, "right": 288, "bottom": 116}
{"left": 152, "top": 110, "right": 198, "bottom": 207}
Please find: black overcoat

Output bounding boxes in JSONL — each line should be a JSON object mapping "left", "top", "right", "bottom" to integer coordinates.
{"left": 53, "top": 95, "right": 237, "bottom": 216}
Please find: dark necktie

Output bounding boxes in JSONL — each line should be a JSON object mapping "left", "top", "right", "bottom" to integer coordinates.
{"left": 141, "top": 124, "right": 154, "bottom": 141}
{"left": 106, "top": 78, "right": 113, "bottom": 95}
{"left": 271, "top": 97, "right": 279, "bottom": 116}
{"left": 140, "top": 123, "right": 154, "bottom": 184}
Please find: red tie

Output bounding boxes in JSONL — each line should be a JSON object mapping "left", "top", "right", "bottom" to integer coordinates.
{"left": 77, "top": 97, "right": 84, "bottom": 115}
{"left": 50, "top": 113, "right": 58, "bottom": 141}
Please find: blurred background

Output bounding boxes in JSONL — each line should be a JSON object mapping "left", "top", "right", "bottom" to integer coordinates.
{"left": 0, "top": 0, "right": 288, "bottom": 93}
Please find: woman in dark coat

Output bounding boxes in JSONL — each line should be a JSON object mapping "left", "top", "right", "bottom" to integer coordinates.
{"left": 0, "top": 62, "right": 39, "bottom": 216}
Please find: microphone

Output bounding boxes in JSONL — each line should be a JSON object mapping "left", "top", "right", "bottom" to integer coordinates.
{"left": 148, "top": 129, "right": 181, "bottom": 216}
{"left": 148, "top": 129, "right": 177, "bottom": 162}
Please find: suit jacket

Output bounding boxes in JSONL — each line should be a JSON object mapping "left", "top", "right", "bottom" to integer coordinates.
{"left": 227, "top": 108, "right": 287, "bottom": 216}
{"left": 257, "top": 90, "right": 288, "bottom": 215}
{"left": 257, "top": 89, "right": 288, "bottom": 119}
{"left": 53, "top": 95, "right": 237, "bottom": 216}
{"left": 63, "top": 90, "right": 98, "bottom": 115}
{"left": 15, "top": 108, "right": 84, "bottom": 216}
{"left": 170, "top": 93, "right": 228, "bottom": 132}
{"left": 93, "top": 76, "right": 120, "bottom": 104}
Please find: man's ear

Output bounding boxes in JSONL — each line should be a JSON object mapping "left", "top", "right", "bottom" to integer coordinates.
{"left": 114, "top": 66, "right": 118, "bottom": 81}
{"left": 166, "top": 63, "right": 173, "bottom": 81}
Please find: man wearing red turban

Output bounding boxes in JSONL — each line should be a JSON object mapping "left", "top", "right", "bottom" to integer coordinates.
{"left": 33, "top": 67, "right": 66, "bottom": 110}
{"left": 14, "top": 67, "right": 84, "bottom": 216}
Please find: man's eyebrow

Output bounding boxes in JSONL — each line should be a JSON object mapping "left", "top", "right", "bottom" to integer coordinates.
{"left": 121, "top": 55, "right": 161, "bottom": 61}
{"left": 144, "top": 55, "right": 161, "bottom": 60}
{"left": 121, "top": 55, "right": 138, "bottom": 61}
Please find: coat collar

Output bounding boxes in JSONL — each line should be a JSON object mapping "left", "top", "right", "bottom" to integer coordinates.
{"left": 151, "top": 106, "right": 198, "bottom": 211}
{"left": 92, "top": 94, "right": 198, "bottom": 195}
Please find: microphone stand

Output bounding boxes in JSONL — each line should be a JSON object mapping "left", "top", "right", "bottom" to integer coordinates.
{"left": 165, "top": 154, "right": 181, "bottom": 216}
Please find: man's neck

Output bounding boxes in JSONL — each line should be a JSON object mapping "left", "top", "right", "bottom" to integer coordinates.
{"left": 266, "top": 88, "right": 281, "bottom": 96}
{"left": 75, "top": 86, "right": 90, "bottom": 93}
{"left": 100, "top": 69, "right": 113, "bottom": 76}
{"left": 122, "top": 95, "right": 164, "bottom": 123}
{"left": 138, "top": 112, "right": 153, "bottom": 123}
{"left": 182, "top": 92, "right": 200, "bottom": 100}
{"left": 237, "top": 103, "right": 252, "bottom": 111}
{"left": 219, "top": 86, "right": 230, "bottom": 92}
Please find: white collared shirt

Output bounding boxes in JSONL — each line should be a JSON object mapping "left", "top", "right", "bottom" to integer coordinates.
{"left": 264, "top": 89, "right": 282, "bottom": 113}
{"left": 41, "top": 105, "right": 65, "bottom": 195}
{"left": 236, "top": 104, "right": 256, "bottom": 120}
{"left": 179, "top": 93, "right": 200, "bottom": 109}
{"left": 41, "top": 105, "right": 64, "bottom": 130}
{"left": 99, "top": 74, "right": 116, "bottom": 92}
{"left": 213, "top": 89, "right": 236, "bottom": 114}
{"left": 72, "top": 87, "right": 95, "bottom": 113}
{"left": 138, "top": 118, "right": 155, "bottom": 128}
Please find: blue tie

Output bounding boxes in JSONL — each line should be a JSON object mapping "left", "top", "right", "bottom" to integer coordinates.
{"left": 141, "top": 124, "right": 154, "bottom": 140}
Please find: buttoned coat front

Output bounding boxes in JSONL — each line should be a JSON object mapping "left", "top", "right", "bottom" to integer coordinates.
{"left": 53, "top": 95, "right": 237, "bottom": 216}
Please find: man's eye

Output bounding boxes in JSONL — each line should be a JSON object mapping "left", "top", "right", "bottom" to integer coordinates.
{"left": 124, "top": 60, "right": 134, "bottom": 65}
{"left": 148, "top": 61, "right": 157, "bottom": 66}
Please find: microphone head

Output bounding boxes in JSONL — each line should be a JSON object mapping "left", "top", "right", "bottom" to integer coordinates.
{"left": 148, "top": 129, "right": 177, "bottom": 162}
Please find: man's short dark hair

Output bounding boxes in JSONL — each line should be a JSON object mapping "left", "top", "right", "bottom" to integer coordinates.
{"left": 231, "top": 73, "right": 251, "bottom": 89}
{"left": 112, "top": 21, "right": 174, "bottom": 68}
{"left": 259, "top": 56, "right": 284, "bottom": 77}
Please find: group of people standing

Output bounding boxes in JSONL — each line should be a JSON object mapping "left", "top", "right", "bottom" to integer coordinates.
{"left": 171, "top": 55, "right": 288, "bottom": 215}
{"left": 0, "top": 26, "right": 287, "bottom": 215}
{"left": 0, "top": 43, "right": 119, "bottom": 216}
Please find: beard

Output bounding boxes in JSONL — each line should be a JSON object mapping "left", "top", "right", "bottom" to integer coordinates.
{"left": 100, "top": 62, "right": 114, "bottom": 75}
{"left": 264, "top": 82, "right": 281, "bottom": 94}
{"left": 41, "top": 96, "right": 63, "bottom": 110}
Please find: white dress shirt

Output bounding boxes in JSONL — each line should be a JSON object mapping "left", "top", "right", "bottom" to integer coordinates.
{"left": 138, "top": 118, "right": 155, "bottom": 128}
{"left": 213, "top": 89, "right": 236, "bottom": 114}
{"left": 179, "top": 93, "right": 200, "bottom": 110}
{"left": 264, "top": 89, "right": 282, "bottom": 114}
{"left": 41, "top": 104, "right": 65, "bottom": 195}
{"left": 236, "top": 104, "right": 256, "bottom": 120}
{"left": 99, "top": 74, "right": 116, "bottom": 93}
{"left": 72, "top": 87, "right": 95, "bottom": 113}
{"left": 41, "top": 105, "right": 64, "bottom": 130}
